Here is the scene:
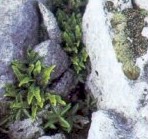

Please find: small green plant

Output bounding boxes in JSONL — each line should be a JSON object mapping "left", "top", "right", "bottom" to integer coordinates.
{"left": 43, "top": 95, "right": 72, "bottom": 132}
{"left": 4, "top": 50, "right": 55, "bottom": 121}
{"left": 43, "top": 93, "right": 97, "bottom": 133}
{"left": 52, "top": 0, "right": 88, "bottom": 75}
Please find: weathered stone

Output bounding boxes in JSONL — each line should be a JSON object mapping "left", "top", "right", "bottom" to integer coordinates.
{"left": 83, "top": 0, "right": 148, "bottom": 138}
{"left": 88, "top": 111, "right": 118, "bottom": 139}
{"left": 34, "top": 40, "right": 70, "bottom": 80}
{"left": 0, "top": 0, "right": 39, "bottom": 97}
{"left": 49, "top": 69, "right": 76, "bottom": 97}
{"left": 9, "top": 119, "right": 44, "bottom": 139}
{"left": 39, "top": 3, "right": 61, "bottom": 43}
{"left": 88, "top": 111, "right": 134, "bottom": 139}
{"left": 134, "top": 0, "right": 148, "bottom": 11}
{"left": 38, "top": 134, "right": 66, "bottom": 139}
{"left": 0, "top": 0, "right": 39, "bottom": 58}
{"left": 89, "top": 110, "right": 148, "bottom": 139}
{"left": 144, "top": 16, "right": 148, "bottom": 24}
{"left": 142, "top": 27, "right": 148, "bottom": 39}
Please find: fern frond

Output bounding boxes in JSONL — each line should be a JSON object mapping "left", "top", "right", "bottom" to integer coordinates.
{"left": 40, "top": 65, "right": 55, "bottom": 86}
{"left": 33, "top": 60, "right": 42, "bottom": 76}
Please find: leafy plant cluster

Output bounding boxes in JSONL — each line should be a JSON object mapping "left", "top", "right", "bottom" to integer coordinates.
{"left": 0, "top": 0, "right": 98, "bottom": 135}
{"left": 1, "top": 50, "right": 97, "bottom": 133}
{"left": 4, "top": 50, "right": 56, "bottom": 121}
{"left": 52, "top": 0, "right": 88, "bottom": 75}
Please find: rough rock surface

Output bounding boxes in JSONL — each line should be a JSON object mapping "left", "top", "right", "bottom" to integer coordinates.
{"left": 83, "top": 0, "right": 148, "bottom": 138}
{"left": 49, "top": 69, "right": 76, "bottom": 97}
{"left": 39, "top": 3, "right": 61, "bottom": 43}
{"left": 38, "top": 134, "right": 66, "bottom": 139}
{"left": 134, "top": 0, "right": 148, "bottom": 11}
{"left": 34, "top": 40, "right": 70, "bottom": 80}
{"left": 0, "top": 0, "right": 39, "bottom": 97}
{"left": 9, "top": 119, "right": 44, "bottom": 139}
{"left": 109, "top": 0, "right": 132, "bottom": 10}
{"left": 88, "top": 111, "right": 119, "bottom": 139}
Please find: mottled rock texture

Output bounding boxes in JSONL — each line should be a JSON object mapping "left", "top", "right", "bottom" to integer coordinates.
{"left": 9, "top": 119, "right": 44, "bottom": 139}
{"left": 83, "top": 0, "right": 148, "bottom": 138}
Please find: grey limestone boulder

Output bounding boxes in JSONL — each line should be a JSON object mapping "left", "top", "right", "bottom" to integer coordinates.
{"left": 0, "top": 0, "right": 39, "bottom": 97}
{"left": 49, "top": 69, "right": 76, "bottom": 97}
{"left": 0, "top": 0, "right": 39, "bottom": 59}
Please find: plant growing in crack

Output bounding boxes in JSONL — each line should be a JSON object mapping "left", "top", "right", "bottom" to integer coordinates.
{"left": 4, "top": 49, "right": 55, "bottom": 121}
{"left": 1, "top": 49, "right": 97, "bottom": 134}
{"left": 52, "top": 0, "right": 88, "bottom": 75}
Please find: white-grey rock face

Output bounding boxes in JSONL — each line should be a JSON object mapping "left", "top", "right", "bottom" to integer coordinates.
{"left": 34, "top": 40, "right": 70, "bottom": 80}
{"left": 9, "top": 119, "right": 44, "bottom": 139}
{"left": 88, "top": 111, "right": 121, "bottom": 139}
{"left": 38, "top": 134, "right": 66, "bottom": 139}
{"left": 83, "top": 0, "right": 148, "bottom": 138}
{"left": 109, "top": 0, "right": 132, "bottom": 10}
{"left": 134, "top": 0, "right": 148, "bottom": 11}
{"left": 0, "top": 0, "right": 39, "bottom": 97}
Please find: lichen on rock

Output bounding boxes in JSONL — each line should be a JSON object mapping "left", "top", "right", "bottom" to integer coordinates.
{"left": 111, "top": 8, "right": 148, "bottom": 80}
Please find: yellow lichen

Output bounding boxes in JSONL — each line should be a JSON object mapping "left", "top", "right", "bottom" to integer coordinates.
{"left": 111, "top": 12, "right": 126, "bottom": 27}
{"left": 122, "top": 62, "right": 140, "bottom": 80}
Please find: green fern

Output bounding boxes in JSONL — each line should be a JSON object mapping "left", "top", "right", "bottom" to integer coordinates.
{"left": 33, "top": 60, "right": 42, "bottom": 76}
{"left": 53, "top": 0, "right": 88, "bottom": 75}
{"left": 12, "top": 65, "right": 25, "bottom": 81}
{"left": 27, "top": 85, "right": 42, "bottom": 106}
{"left": 4, "top": 50, "right": 56, "bottom": 121}
{"left": 19, "top": 77, "right": 33, "bottom": 87}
